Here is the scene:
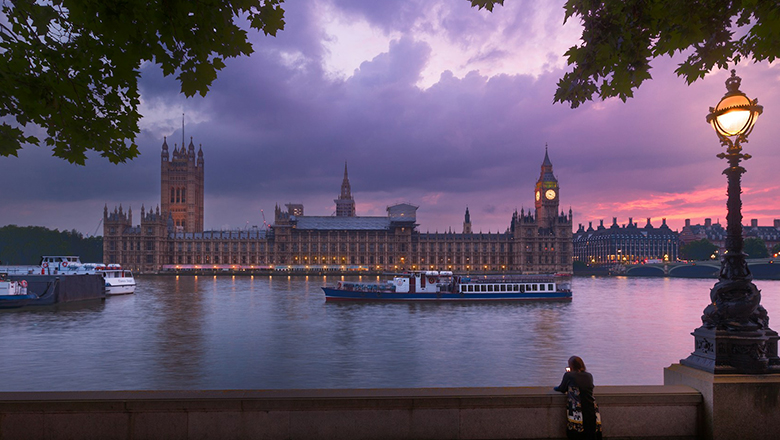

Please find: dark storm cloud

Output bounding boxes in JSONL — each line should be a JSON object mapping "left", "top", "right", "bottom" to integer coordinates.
{"left": 192, "top": 28, "right": 567, "bottom": 210}
{"left": 0, "top": 0, "right": 582, "bottom": 233}
{"left": 334, "top": 0, "right": 424, "bottom": 32}
{"left": 2, "top": 0, "right": 780, "bottom": 234}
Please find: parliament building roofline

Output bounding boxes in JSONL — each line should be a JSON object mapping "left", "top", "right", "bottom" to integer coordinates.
{"left": 104, "top": 144, "right": 573, "bottom": 274}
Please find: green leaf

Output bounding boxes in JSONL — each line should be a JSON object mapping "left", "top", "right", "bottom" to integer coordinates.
{"left": 0, "top": 0, "right": 286, "bottom": 164}
{"left": 467, "top": 0, "right": 775, "bottom": 107}
{"left": 469, "top": 0, "right": 505, "bottom": 12}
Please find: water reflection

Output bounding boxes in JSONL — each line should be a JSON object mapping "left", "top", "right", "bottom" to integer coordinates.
{"left": 0, "top": 276, "right": 778, "bottom": 391}
{"left": 147, "top": 276, "right": 207, "bottom": 389}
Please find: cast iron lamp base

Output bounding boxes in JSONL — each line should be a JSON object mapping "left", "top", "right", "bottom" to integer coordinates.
{"left": 682, "top": 326, "right": 780, "bottom": 374}
{"left": 682, "top": 257, "right": 780, "bottom": 374}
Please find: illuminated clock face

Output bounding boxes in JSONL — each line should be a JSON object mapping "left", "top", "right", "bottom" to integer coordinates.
{"left": 535, "top": 191, "right": 541, "bottom": 201}
{"left": 545, "top": 189, "right": 556, "bottom": 200}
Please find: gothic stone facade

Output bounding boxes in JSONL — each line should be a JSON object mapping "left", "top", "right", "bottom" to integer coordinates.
{"left": 161, "top": 136, "right": 204, "bottom": 233}
{"left": 104, "top": 142, "right": 573, "bottom": 274}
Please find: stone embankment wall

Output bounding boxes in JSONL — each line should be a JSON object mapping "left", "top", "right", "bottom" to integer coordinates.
{"left": 0, "top": 386, "right": 701, "bottom": 439}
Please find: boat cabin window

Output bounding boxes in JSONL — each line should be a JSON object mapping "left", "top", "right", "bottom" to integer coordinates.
{"left": 549, "top": 284, "right": 554, "bottom": 290}
{"left": 518, "top": 284, "right": 524, "bottom": 292}
{"left": 486, "top": 285, "right": 492, "bottom": 292}
{"left": 480, "top": 285, "right": 486, "bottom": 292}
{"left": 532, "top": 284, "right": 538, "bottom": 291}
{"left": 500, "top": 284, "right": 506, "bottom": 292}
{"left": 540, "top": 284, "right": 545, "bottom": 291}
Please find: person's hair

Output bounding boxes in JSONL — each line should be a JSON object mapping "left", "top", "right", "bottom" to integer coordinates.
{"left": 568, "top": 356, "right": 586, "bottom": 372}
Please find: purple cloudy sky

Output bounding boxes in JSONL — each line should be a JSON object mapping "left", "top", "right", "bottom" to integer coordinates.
{"left": 2, "top": 0, "right": 780, "bottom": 235}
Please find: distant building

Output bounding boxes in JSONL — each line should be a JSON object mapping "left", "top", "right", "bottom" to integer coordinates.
{"left": 573, "top": 217, "right": 678, "bottom": 264}
{"left": 680, "top": 218, "right": 780, "bottom": 254}
{"left": 744, "top": 219, "right": 780, "bottom": 253}
{"left": 285, "top": 204, "right": 304, "bottom": 217}
{"left": 104, "top": 142, "right": 573, "bottom": 274}
{"left": 678, "top": 218, "right": 726, "bottom": 248}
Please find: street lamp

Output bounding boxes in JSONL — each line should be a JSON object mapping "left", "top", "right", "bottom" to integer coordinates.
{"left": 681, "top": 70, "right": 780, "bottom": 374}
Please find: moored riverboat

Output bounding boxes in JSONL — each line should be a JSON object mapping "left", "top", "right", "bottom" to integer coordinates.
{"left": 322, "top": 271, "right": 572, "bottom": 301}
{"left": 38, "top": 257, "right": 135, "bottom": 295}
{"left": 94, "top": 265, "right": 136, "bottom": 295}
{"left": 0, "top": 273, "right": 38, "bottom": 309}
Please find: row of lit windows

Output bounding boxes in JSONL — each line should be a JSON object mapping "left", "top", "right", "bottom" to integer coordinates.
{"left": 459, "top": 283, "right": 555, "bottom": 293}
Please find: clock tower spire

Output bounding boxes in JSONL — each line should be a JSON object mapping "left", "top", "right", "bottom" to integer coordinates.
{"left": 534, "top": 146, "right": 559, "bottom": 229}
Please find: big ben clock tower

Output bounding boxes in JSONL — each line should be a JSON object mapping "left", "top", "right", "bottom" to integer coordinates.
{"left": 534, "top": 147, "right": 559, "bottom": 229}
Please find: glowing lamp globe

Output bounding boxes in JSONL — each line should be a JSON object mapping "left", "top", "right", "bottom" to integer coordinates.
{"left": 707, "top": 70, "right": 762, "bottom": 139}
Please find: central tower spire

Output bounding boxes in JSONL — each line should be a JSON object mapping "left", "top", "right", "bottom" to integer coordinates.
{"left": 335, "top": 161, "right": 356, "bottom": 217}
{"left": 340, "top": 162, "right": 352, "bottom": 199}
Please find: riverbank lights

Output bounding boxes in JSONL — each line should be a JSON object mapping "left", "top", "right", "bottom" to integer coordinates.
{"left": 706, "top": 70, "right": 762, "bottom": 143}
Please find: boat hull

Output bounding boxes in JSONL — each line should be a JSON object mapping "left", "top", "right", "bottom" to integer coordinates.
{"left": 322, "top": 287, "right": 571, "bottom": 302}
{"left": 105, "top": 282, "right": 136, "bottom": 295}
{"left": 0, "top": 294, "right": 38, "bottom": 309}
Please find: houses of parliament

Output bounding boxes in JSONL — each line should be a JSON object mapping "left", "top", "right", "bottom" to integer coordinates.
{"left": 103, "top": 139, "right": 573, "bottom": 274}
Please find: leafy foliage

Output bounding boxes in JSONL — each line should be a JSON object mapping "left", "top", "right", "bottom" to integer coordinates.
{"left": 0, "top": 0, "right": 285, "bottom": 165}
{"left": 470, "top": 0, "right": 780, "bottom": 108}
{"left": 0, "top": 225, "right": 102, "bottom": 265}
{"left": 744, "top": 237, "right": 769, "bottom": 258}
{"left": 772, "top": 243, "right": 780, "bottom": 256}
{"left": 680, "top": 238, "right": 718, "bottom": 261}
{"left": 469, "top": 0, "right": 504, "bottom": 12}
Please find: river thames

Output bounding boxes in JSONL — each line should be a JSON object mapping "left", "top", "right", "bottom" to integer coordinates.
{"left": 1, "top": 275, "right": 779, "bottom": 391}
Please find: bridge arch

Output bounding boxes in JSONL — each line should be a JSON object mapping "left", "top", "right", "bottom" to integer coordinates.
{"left": 625, "top": 266, "right": 665, "bottom": 277}
{"left": 669, "top": 264, "right": 719, "bottom": 278}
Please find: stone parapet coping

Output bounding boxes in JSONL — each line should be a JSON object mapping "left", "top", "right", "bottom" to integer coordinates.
{"left": 0, "top": 385, "right": 701, "bottom": 404}
{"left": 0, "top": 386, "right": 703, "bottom": 440}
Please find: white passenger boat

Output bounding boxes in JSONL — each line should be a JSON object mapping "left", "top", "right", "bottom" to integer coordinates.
{"left": 38, "top": 257, "right": 136, "bottom": 295}
{"left": 95, "top": 265, "right": 136, "bottom": 295}
{"left": 323, "top": 271, "right": 572, "bottom": 301}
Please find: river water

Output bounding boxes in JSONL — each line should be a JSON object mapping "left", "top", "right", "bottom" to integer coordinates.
{"left": 1, "top": 275, "right": 779, "bottom": 391}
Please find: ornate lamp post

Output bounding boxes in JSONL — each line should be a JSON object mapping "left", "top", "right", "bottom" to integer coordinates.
{"left": 681, "top": 70, "right": 780, "bottom": 373}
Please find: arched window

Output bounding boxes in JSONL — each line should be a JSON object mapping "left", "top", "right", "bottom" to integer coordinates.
{"left": 171, "top": 188, "right": 175, "bottom": 203}
{"left": 181, "top": 188, "right": 186, "bottom": 203}
{"left": 176, "top": 188, "right": 180, "bottom": 203}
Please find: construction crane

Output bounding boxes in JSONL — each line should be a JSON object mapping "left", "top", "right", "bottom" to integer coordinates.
{"left": 90, "top": 218, "right": 103, "bottom": 237}
{"left": 260, "top": 209, "right": 270, "bottom": 230}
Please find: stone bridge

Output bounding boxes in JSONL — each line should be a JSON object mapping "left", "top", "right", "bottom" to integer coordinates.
{"left": 618, "top": 258, "right": 780, "bottom": 279}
